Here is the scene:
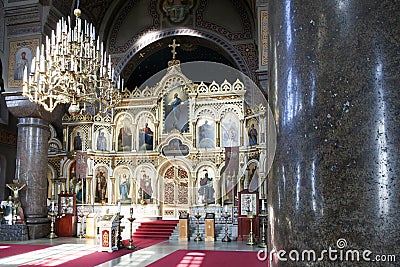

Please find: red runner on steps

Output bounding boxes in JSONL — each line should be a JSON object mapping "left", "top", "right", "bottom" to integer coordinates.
{"left": 133, "top": 220, "right": 178, "bottom": 239}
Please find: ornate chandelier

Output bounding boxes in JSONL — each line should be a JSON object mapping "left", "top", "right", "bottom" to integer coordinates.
{"left": 22, "top": 7, "right": 123, "bottom": 114}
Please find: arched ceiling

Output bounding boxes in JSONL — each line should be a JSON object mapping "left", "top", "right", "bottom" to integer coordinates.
{"left": 52, "top": 0, "right": 257, "bottom": 31}
{"left": 51, "top": 0, "right": 258, "bottom": 88}
{"left": 125, "top": 35, "right": 237, "bottom": 89}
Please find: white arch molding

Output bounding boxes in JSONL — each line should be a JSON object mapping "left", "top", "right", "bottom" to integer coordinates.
{"left": 114, "top": 28, "right": 251, "bottom": 80}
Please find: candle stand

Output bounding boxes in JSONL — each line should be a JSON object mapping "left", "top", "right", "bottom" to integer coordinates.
{"left": 258, "top": 211, "right": 267, "bottom": 248}
{"left": 246, "top": 212, "right": 257, "bottom": 245}
{"left": 194, "top": 213, "right": 202, "bottom": 241}
{"left": 48, "top": 210, "right": 58, "bottom": 239}
{"left": 221, "top": 211, "right": 231, "bottom": 242}
{"left": 77, "top": 211, "right": 85, "bottom": 238}
{"left": 126, "top": 208, "right": 136, "bottom": 250}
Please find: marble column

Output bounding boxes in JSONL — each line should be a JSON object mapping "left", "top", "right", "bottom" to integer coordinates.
{"left": 5, "top": 92, "right": 63, "bottom": 239}
{"left": 268, "top": 1, "right": 399, "bottom": 266}
{"left": 16, "top": 118, "right": 50, "bottom": 235}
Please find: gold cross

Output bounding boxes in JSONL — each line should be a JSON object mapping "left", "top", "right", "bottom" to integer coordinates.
{"left": 168, "top": 39, "right": 180, "bottom": 60}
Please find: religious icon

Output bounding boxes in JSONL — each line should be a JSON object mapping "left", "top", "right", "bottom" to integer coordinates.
{"left": 8, "top": 39, "right": 39, "bottom": 88}
{"left": 240, "top": 193, "right": 257, "bottom": 215}
{"left": 117, "top": 118, "right": 132, "bottom": 151}
{"left": 73, "top": 131, "right": 82, "bottom": 150}
{"left": 95, "top": 169, "right": 108, "bottom": 203}
{"left": 119, "top": 173, "right": 131, "bottom": 203}
{"left": 162, "top": 0, "right": 194, "bottom": 23}
{"left": 97, "top": 129, "right": 107, "bottom": 151}
{"left": 139, "top": 122, "right": 154, "bottom": 150}
{"left": 69, "top": 161, "right": 77, "bottom": 192}
{"left": 198, "top": 169, "right": 215, "bottom": 204}
{"left": 164, "top": 89, "right": 189, "bottom": 133}
{"left": 221, "top": 113, "right": 239, "bottom": 147}
{"left": 139, "top": 172, "right": 153, "bottom": 201}
{"left": 246, "top": 162, "right": 259, "bottom": 192}
{"left": 6, "top": 181, "right": 26, "bottom": 200}
{"left": 14, "top": 50, "right": 29, "bottom": 80}
{"left": 198, "top": 119, "right": 215, "bottom": 148}
{"left": 248, "top": 123, "right": 258, "bottom": 146}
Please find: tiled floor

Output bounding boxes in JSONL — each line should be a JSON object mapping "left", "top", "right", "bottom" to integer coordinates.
{"left": 0, "top": 237, "right": 266, "bottom": 267}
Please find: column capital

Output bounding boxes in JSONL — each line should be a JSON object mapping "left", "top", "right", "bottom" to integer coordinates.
{"left": 4, "top": 91, "right": 64, "bottom": 121}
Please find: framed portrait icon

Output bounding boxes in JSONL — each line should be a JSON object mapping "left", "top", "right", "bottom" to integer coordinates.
{"left": 238, "top": 190, "right": 258, "bottom": 216}
{"left": 8, "top": 39, "right": 39, "bottom": 88}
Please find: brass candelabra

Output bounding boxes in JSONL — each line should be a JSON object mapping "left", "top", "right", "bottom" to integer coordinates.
{"left": 221, "top": 211, "right": 231, "bottom": 242}
{"left": 126, "top": 208, "right": 136, "bottom": 250}
{"left": 48, "top": 210, "right": 58, "bottom": 239}
{"left": 258, "top": 211, "right": 268, "bottom": 248}
{"left": 194, "top": 213, "right": 202, "bottom": 241}
{"left": 246, "top": 213, "right": 257, "bottom": 245}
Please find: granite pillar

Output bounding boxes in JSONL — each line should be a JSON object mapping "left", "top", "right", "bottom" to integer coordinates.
{"left": 268, "top": 1, "right": 399, "bottom": 266}
{"left": 16, "top": 117, "right": 50, "bottom": 238}
{"left": 5, "top": 92, "right": 64, "bottom": 239}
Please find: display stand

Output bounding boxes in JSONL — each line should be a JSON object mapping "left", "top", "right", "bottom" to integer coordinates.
{"left": 205, "top": 213, "right": 215, "bottom": 242}
{"left": 55, "top": 193, "right": 77, "bottom": 237}
{"left": 178, "top": 213, "right": 189, "bottom": 241}
{"left": 98, "top": 214, "right": 119, "bottom": 252}
{"left": 85, "top": 213, "right": 98, "bottom": 238}
{"left": 237, "top": 190, "right": 259, "bottom": 241}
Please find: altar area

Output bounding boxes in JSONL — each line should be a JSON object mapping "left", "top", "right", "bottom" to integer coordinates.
{"left": 45, "top": 43, "right": 269, "bottom": 239}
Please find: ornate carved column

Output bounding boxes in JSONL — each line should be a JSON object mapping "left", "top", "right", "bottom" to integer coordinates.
{"left": 192, "top": 121, "right": 196, "bottom": 148}
{"left": 110, "top": 177, "right": 116, "bottom": 204}
{"left": 260, "top": 113, "right": 266, "bottom": 144}
{"left": 86, "top": 177, "right": 92, "bottom": 204}
{"left": 239, "top": 119, "right": 244, "bottom": 147}
{"left": 132, "top": 123, "right": 137, "bottom": 151}
{"left": 215, "top": 120, "right": 221, "bottom": 148}
{"left": 215, "top": 176, "right": 221, "bottom": 205}
{"left": 154, "top": 121, "right": 159, "bottom": 148}
{"left": 5, "top": 92, "right": 63, "bottom": 239}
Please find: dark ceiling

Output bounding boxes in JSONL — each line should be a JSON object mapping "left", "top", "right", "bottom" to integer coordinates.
{"left": 124, "top": 35, "right": 237, "bottom": 89}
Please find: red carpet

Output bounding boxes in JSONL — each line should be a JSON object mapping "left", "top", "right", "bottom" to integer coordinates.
{"left": 18, "top": 238, "right": 165, "bottom": 267}
{"left": 133, "top": 220, "right": 178, "bottom": 239}
{"left": 0, "top": 244, "right": 51, "bottom": 258}
{"left": 146, "top": 249, "right": 269, "bottom": 267}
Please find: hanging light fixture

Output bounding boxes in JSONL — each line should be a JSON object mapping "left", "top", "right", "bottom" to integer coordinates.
{"left": 22, "top": 4, "right": 123, "bottom": 115}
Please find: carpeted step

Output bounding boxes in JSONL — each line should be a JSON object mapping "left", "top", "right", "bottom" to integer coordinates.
{"left": 138, "top": 229, "right": 176, "bottom": 233}
{"left": 133, "top": 235, "right": 172, "bottom": 239}
{"left": 139, "top": 225, "right": 177, "bottom": 229}
{"left": 133, "top": 220, "right": 178, "bottom": 240}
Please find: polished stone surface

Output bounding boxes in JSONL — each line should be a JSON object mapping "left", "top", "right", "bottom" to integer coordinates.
{"left": 16, "top": 117, "right": 50, "bottom": 238}
{"left": 268, "top": 0, "right": 400, "bottom": 266}
{"left": 4, "top": 91, "right": 64, "bottom": 122}
{"left": 0, "top": 238, "right": 263, "bottom": 267}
